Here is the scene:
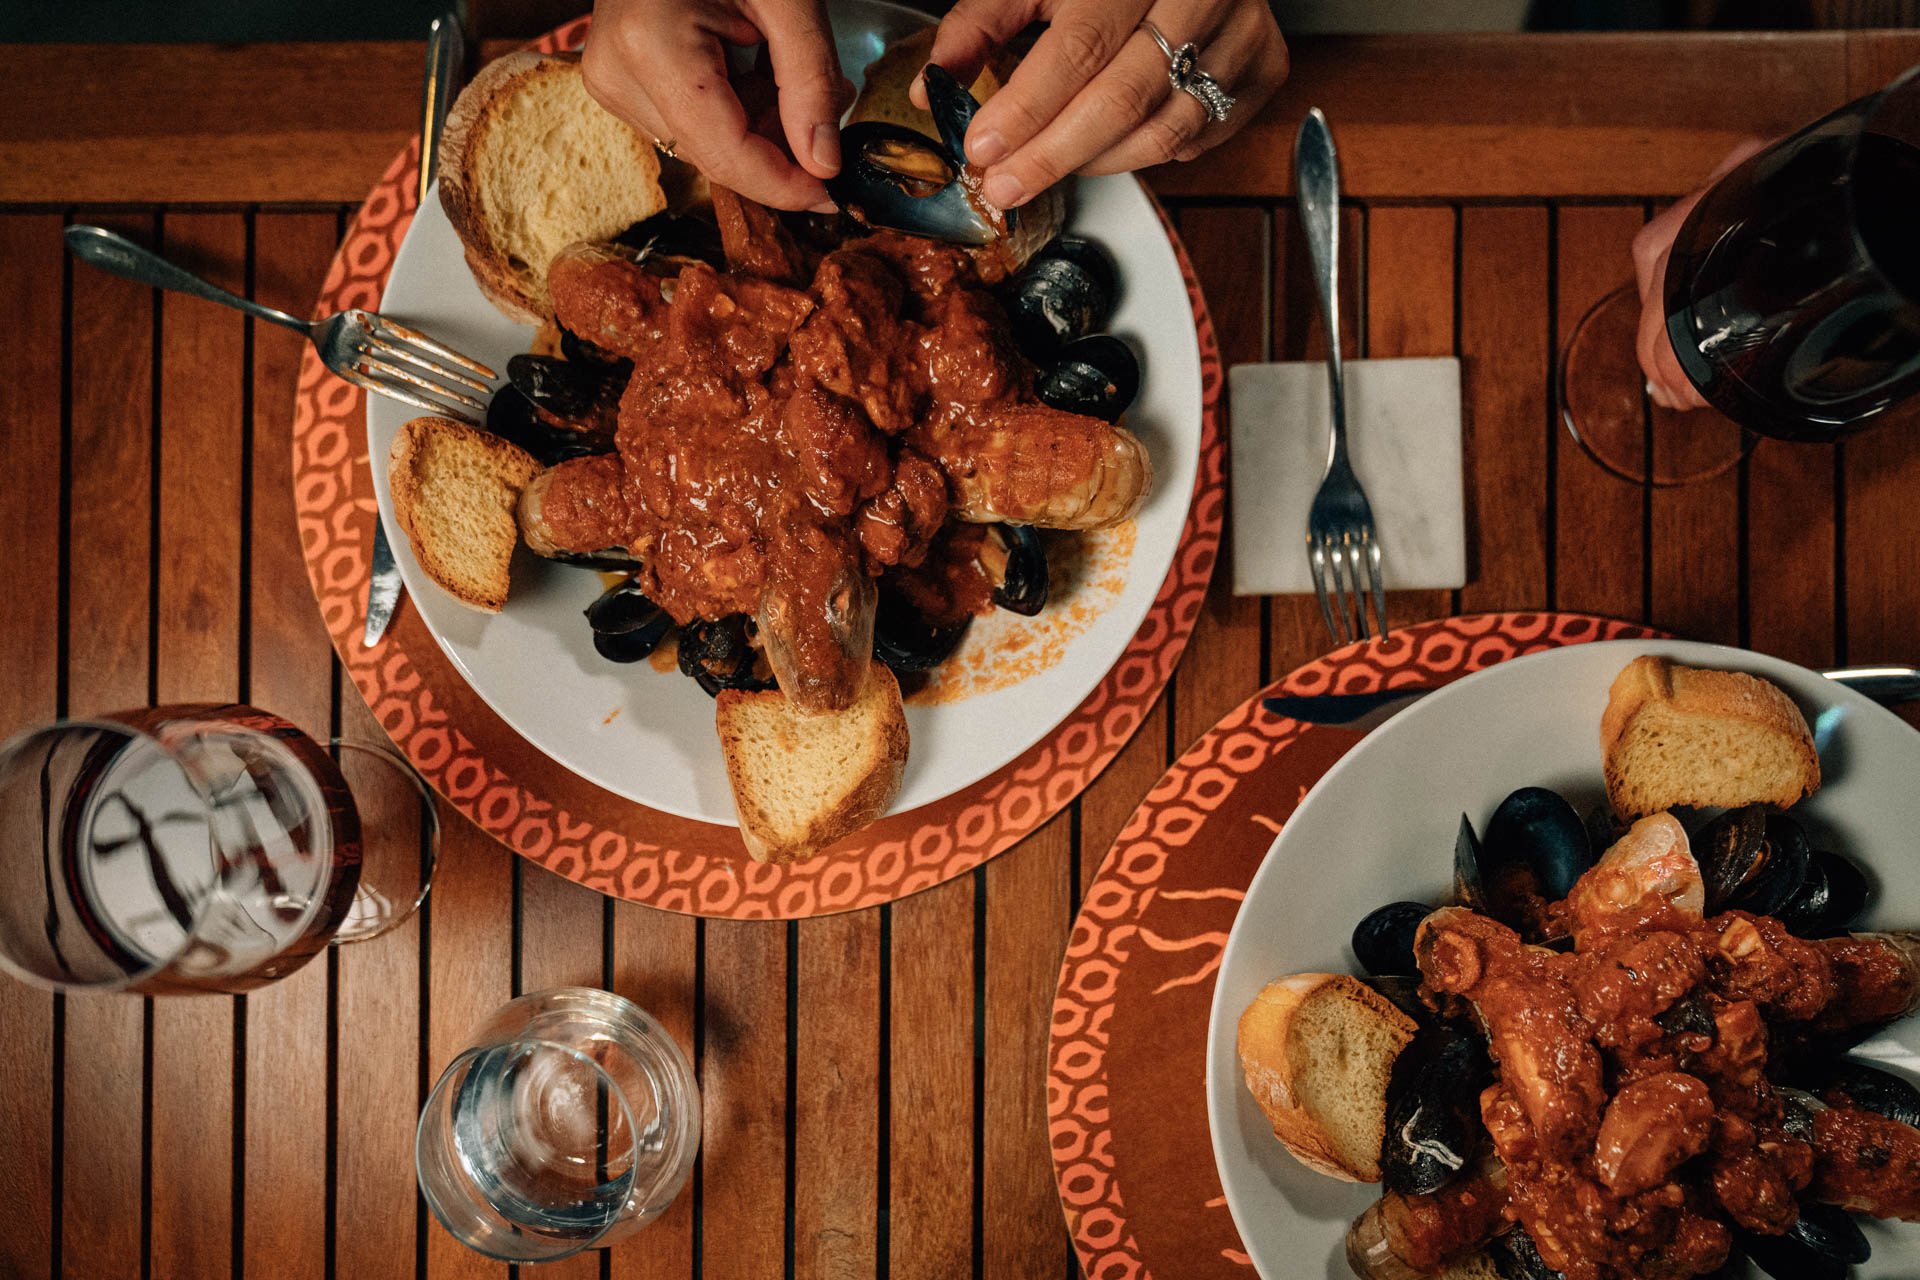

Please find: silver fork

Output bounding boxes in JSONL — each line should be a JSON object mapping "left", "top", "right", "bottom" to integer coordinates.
{"left": 1295, "top": 108, "right": 1387, "bottom": 645}
{"left": 64, "top": 224, "right": 497, "bottom": 422}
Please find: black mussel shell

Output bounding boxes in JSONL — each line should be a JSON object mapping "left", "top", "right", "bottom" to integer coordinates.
{"left": 1699, "top": 806, "right": 1810, "bottom": 916}
{"left": 1584, "top": 802, "right": 1625, "bottom": 860}
{"left": 1777, "top": 1087, "right": 1829, "bottom": 1143}
{"left": 1353, "top": 901, "right": 1430, "bottom": 977}
{"left": 1380, "top": 1026, "right": 1492, "bottom": 1196}
{"left": 1487, "top": 1227, "right": 1564, "bottom": 1280}
{"left": 612, "top": 211, "right": 726, "bottom": 268}
{"left": 1740, "top": 1204, "right": 1871, "bottom": 1280}
{"left": 983, "top": 524, "right": 1048, "bottom": 616}
{"left": 873, "top": 587, "right": 971, "bottom": 673}
{"left": 1483, "top": 787, "right": 1593, "bottom": 904}
{"left": 920, "top": 64, "right": 981, "bottom": 172}
{"left": 827, "top": 122, "right": 994, "bottom": 247}
{"left": 1453, "top": 814, "right": 1490, "bottom": 914}
{"left": 506, "top": 354, "right": 623, "bottom": 434}
{"left": 1036, "top": 334, "right": 1140, "bottom": 423}
{"left": 485, "top": 385, "right": 613, "bottom": 467}
{"left": 1777, "top": 849, "right": 1871, "bottom": 938}
{"left": 584, "top": 579, "right": 674, "bottom": 663}
{"left": 1359, "top": 974, "right": 1432, "bottom": 1026}
{"left": 1006, "top": 236, "right": 1117, "bottom": 358}
{"left": 677, "top": 616, "right": 777, "bottom": 696}
{"left": 538, "top": 548, "right": 642, "bottom": 571}
{"left": 1817, "top": 1058, "right": 1920, "bottom": 1128}
{"left": 558, "top": 327, "right": 634, "bottom": 373}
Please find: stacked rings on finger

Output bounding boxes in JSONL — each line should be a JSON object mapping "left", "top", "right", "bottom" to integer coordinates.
{"left": 1142, "top": 22, "right": 1236, "bottom": 124}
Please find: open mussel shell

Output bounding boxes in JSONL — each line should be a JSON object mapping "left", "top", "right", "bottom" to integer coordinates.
{"left": 1740, "top": 1203, "right": 1871, "bottom": 1280}
{"left": 1006, "top": 236, "right": 1118, "bottom": 358}
{"left": 1815, "top": 1058, "right": 1920, "bottom": 1128}
{"left": 828, "top": 121, "right": 995, "bottom": 247}
{"left": 558, "top": 326, "right": 632, "bottom": 371}
{"left": 486, "top": 385, "right": 613, "bottom": 466}
{"left": 677, "top": 615, "right": 776, "bottom": 696}
{"left": 612, "top": 210, "right": 727, "bottom": 269}
{"left": 1454, "top": 788, "right": 1591, "bottom": 939}
{"left": 983, "top": 524, "right": 1048, "bottom": 616}
{"left": 1359, "top": 975, "right": 1432, "bottom": 1027}
{"left": 507, "top": 354, "right": 623, "bottom": 434}
{"left": 873, "top": 586, "right": 971, "bottom": 673}
{"left": 1036, "top": 335, "right": 1140, "bottom": 423}
{"left": 584, "top": 579, "right": 674, "bottom": 664}
{"left": 1777, "top": 848, "right": 1871, "bottom": 937}
{"left": 1380, "top": 1026, "right": 1492, "bottom": 1196}
{"left": 1486, "top": 1227, "right": 1563, "bottom": 1280}
{"left": 1353, "top": 901, "right": 1430, "bottom": 977}
{"left": 1698, "top": 807, "right": 1810, "bottom": 916}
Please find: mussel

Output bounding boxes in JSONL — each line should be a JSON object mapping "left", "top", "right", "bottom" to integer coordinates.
{"left": 1005, "top": 235, "right": 1118, "bottom": 358}
{"left": 612, "top": 210, "right": 727, "bottom": 269}
{"left": 1485, "top": 1227, "right": 1563, "bottom": 1280}
{"left": 1379, "top": 1026, "right": 1492, "bottom": 1195}
{"left": 677, "top": 615, "right": 777, "bottom": 697}
{"left": 1815, "top": 1058, "right": 1920, "bottom": 1128}
{"left": 1453, "top": 788, "right": 1593, "bottom": 940}
{"left": 873, "top": 586, "right": 970, "bottom": 673}
{"left": 1739, "top": 1203, "right": 1871, "bottom": 1280}
{"left": 1776, "top": 848, "right": 1872, "bottom": 937}
{"left": 1359, "top": 974, "right": 1433, "bottom": 1027}
{"left": 584, "top": 578, "right": 675, "bottom": 664}
{"left": 1035, "top": 334, "right": 1140, "bottom": 424}
{"left": 983, "top": 524, "right": 1048, "bottom": 616}
{"left": 1696, "top": 806, "right": 1810, "bottom": 917}
{"left": 1353, "top": 902, "right": 1431, "bottom": 978}
{"left": 826, "top": 66, "right": 1060, "bottom": 268}
{"left": 486, "top": 385, "right": 615, "bottom": 466}
{"left": 506, "top": 354, "right": 623, "bottom": 436}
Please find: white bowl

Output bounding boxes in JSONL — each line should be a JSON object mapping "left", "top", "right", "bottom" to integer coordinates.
{"left": 1206, "top": 638, "right": 1920, "bottom": 1280}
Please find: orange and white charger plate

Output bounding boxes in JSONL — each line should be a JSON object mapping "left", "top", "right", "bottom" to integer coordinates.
{"left": 1047, "top": 613, "right": 1659, "bottom": 1276}
{"left": 292, "top": 14, "right": 1223, "bottom": 919}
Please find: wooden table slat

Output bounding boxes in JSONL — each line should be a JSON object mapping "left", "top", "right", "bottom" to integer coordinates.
{"left": 0, "top": 212, "right": 64, "bottom": 1280}
{"left": 794, "top": 911, "right": 881, "bottom": 1280}
{"left": 698, "top": 918, "right": 788, "bottom": 1277}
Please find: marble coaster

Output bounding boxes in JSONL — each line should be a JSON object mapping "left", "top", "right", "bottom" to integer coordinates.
{"left": 1229, "top": 358, "right": 1466, "bottom": 595}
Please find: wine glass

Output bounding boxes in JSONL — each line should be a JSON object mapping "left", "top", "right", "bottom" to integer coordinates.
{"left": 415, "top": 987, "right": 700, "bottom": 1262}
{"left": 1560, "top": 64, "right": 1920, "bottom": 487}
{"left": 0, "top": 703, "right": 438, "bottom": 994}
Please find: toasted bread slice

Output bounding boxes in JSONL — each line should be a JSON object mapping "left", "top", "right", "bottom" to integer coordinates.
{"left": 438, "top": 51, "right": 666, "bottom": 324}
{"left": 1601, "top": 656, "right": 1819, "bottom": 818}
{"left": 1237, "top": 973, "right": 1417, "bottom": 1182}
{"left": 846, "top": 27, "right": 1007, "bottom": 138}
{"left": 387, "top": 416, "right": 540, "bottom": 613}
{"left": 717, "top": 666, "right": 909, "bottom": 863}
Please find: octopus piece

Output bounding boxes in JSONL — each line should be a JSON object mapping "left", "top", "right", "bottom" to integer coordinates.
{"left": 1706, "top": 911, "right": 1834, "bottom": 1021}
{"left": 1594, "top": 1072, "right": 1717, "bottom": 1197}
{"left": 1812, "top": 1103, "right": 1920, "bottom": 1221}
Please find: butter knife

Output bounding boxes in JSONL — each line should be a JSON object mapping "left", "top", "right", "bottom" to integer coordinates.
{"left": 366, "top": 11, "right": 467, "bottom": 649}
{"left": 1263, "top": 665, "right": 1920, "bottom": 730}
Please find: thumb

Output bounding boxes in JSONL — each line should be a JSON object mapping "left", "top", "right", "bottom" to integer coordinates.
{"left": 754, "top": 0, "right": 849, "bottom": 179}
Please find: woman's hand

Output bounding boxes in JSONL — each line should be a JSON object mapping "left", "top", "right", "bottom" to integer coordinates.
{"left": 1631, "top": 138, "right": 1770, "bottom": 410}
{"left": 908, "top": 0, "right": 1288, "bottom": 210}
{"left": 582, "top": 0, "right": 853, "bottom": 211}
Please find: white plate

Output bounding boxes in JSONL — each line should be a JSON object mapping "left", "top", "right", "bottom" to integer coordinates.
{"left": 365, "top": 0, "right": 1203, "bottom": 824}
{"left": 1205, "top": 639, "right": 1920, "bottom": 1280}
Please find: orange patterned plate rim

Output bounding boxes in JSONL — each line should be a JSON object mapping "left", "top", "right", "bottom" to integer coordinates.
{"left": 1047, "top": 612, "right": 1661, "bottom": 1277}
{"left": 290, "top": 15, "right": 1225, "bottom": 920}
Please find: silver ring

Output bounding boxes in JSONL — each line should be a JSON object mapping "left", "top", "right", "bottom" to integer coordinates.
{"left": 1143, "top": 21, "right": 1235, "bottom": 124}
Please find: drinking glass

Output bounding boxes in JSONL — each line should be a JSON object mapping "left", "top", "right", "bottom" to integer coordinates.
{"left": 0, "top": 703, "right": 438, "bottom": 994}
{"left": 416, "top": 987, "right": 701, "bottom": 1263}
{"left": 1560, "top": 64, "right": 1920, "bottom": 486}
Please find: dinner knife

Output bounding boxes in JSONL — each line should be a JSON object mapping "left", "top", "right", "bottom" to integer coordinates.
{"left": 366, "top": 11, "right": 467, "bottom": 649}
{"left": 1262, "top": 665, "right": 1920, "bottom": 729}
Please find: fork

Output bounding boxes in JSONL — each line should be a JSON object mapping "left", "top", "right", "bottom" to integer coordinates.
{"left": 64, "top": 224, "right": 497, "bottom": 422}
{"left": 1295, "top": 109, "right": 1388, "bottom": 645}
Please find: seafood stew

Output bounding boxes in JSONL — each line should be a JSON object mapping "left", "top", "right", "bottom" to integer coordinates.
{"left": 1206, "top": 641, "right": 1920, "bottom": 1280}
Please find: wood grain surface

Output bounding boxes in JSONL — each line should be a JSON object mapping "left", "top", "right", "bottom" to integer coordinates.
{"left": 2, "top": 29, "right": 1918, "bottom": 1280}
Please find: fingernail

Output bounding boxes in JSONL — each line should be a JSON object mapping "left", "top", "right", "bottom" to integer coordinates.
{"left": 810, "top": 199, "right": 839, "bottom": 214}
{"left": 812, "top": 123, "right": 841, "bottom": 173}
{"left": 984, "top": 172, "right": 1024, "bottom": 209}
{"left": 909, "top": 71, "right": 926, "bottom": 107}
{"left": 967, "top": 129, "right": 1007, "bottom": 166}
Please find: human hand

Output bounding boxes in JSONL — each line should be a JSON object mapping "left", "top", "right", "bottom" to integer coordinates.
{"left": 908, "top": 0, "right": 1287, "bottom": 210}
{"left": 582, "top": 0, "right": 854, "bottom": 211}
{"left": 1632, "top": 138, "right": 1770, "bottom": 410}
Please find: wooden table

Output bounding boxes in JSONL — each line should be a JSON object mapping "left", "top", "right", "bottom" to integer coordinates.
{"left": 5, "top": 27, "right": 1920, "bottom": 1280}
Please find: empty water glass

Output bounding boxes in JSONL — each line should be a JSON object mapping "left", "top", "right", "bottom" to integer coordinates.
{"left": 415, "top": 987, "right": 701, "bottom": 1262}
{"left": 0, "top": 704, "right": 438, "bottom": 994}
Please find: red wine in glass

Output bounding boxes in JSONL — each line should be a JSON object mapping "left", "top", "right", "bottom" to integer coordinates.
{"left": 1664, "top": 68, "right": 1920, "bottom": 444}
